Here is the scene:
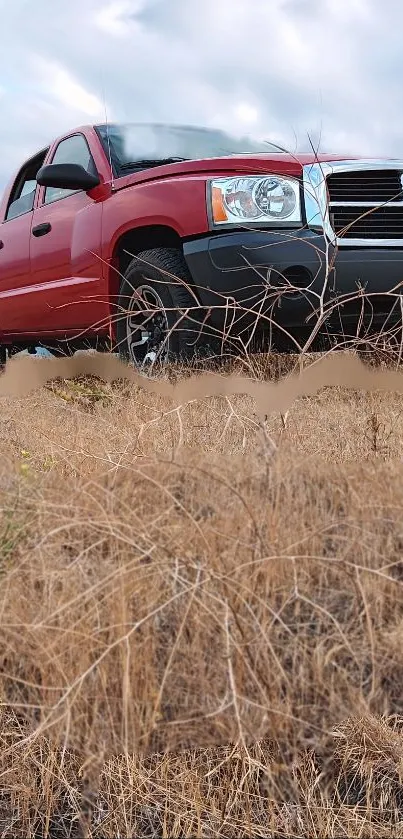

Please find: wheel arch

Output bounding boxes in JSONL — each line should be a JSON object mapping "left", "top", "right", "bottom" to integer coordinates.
{"left": 110, "top": 224, "right": 187, "bottom": 289}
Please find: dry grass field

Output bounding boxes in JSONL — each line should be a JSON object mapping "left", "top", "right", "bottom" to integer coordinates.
{"left": 1, "top": 349, "right": 403, "bottom": 836}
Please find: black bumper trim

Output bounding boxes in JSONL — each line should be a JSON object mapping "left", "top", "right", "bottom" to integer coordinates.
{"left": 183, "top": 229, "right": 403, "bottom": 338}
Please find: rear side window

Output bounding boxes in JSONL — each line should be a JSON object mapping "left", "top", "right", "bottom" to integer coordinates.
{"left": 5, "top": 151, "right": 47, "bottom": 221}
{"left": 44, "top": 134, "right": 98, "bottom": 205}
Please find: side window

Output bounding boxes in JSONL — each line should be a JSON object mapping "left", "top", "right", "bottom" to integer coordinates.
{"left": 5, "top": 152, "right": 46, "bottom": 222}
{"left": 44, "top": 134, "right": 98, "bottom": 205}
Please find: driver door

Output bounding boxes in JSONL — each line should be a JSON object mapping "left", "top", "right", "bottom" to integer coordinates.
{"left": 29, "top": 132, "right": 105, "bottom": 338}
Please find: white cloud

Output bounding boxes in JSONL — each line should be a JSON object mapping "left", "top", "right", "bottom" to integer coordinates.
{"left": 34, "top": 59, "right": 104, "bottom": 117}
{"left": 234, "top": 103, "right": 259, "bottom": 126}
{"left": 51, "top": 69, "right": 103, "bottom": 117}
{"left": 94, "top": 1, "right": 139, "bottom": 36}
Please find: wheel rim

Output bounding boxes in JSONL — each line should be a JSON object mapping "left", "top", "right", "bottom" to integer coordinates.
{"left": 126, "top": 284, "right": 169, "bottom": 368}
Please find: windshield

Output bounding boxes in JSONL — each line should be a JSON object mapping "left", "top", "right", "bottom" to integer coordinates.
{"left": 95, "top": 122, "right": 274, "bottom": 173}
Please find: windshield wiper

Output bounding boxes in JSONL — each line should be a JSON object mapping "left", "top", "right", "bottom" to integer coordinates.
{"left": 120, "top": 157, "right": 188, "bottom": 171}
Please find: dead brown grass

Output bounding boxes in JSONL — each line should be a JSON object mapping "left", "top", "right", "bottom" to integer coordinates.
{"left": 1, "top": 352, "right": 403, "bottom": 836}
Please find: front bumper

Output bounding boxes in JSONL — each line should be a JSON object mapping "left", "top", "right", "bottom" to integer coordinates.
{"left": 183, "top": 229, "right": 403, "bottom": 344}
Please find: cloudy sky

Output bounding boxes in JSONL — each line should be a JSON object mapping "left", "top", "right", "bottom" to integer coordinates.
{"left": 0, "top": 0, "right": 402, "bottom": 191}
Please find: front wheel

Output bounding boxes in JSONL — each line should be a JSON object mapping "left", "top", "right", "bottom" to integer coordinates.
{"left": 116, "top": 247, "right": 212, "bottom": 369}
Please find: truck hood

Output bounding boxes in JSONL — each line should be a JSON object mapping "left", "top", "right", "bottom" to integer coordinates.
{"left": 110, "top": 152, "right": 363, "bottom": 192}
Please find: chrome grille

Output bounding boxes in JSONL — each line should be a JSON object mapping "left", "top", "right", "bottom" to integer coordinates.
{"left": 303, "top": 160, "right": 403, "bottom": 247}
{"left": 327, "top": 170, "right": 403, "bottom": 204}
{"left": 332, "top": 205, "right": 403, "bottom": 240}
{"left": 327, "top": 167, "right": 403, "bottom": 243}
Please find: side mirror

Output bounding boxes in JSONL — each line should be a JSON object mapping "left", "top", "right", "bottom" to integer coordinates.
{"left": 36, "top": 163, "right": 101, "bottom": 191}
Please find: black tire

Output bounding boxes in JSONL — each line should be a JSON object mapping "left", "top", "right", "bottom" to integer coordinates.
{"left": 116, "top": 247, "right": 210, "bottom": 368}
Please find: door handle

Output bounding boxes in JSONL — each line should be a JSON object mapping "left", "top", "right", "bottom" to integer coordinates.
{"left": 32, "top": 222, "right": 51, "bottom": 237}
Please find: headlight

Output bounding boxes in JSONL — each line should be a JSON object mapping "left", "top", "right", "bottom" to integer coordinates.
{"left": 210, "top": 175, "right": 301, "bottom": 226}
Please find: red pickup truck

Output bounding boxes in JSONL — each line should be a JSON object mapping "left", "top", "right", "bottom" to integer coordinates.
{"left": 1, "top": 121, "right": 403, "bottom": 366}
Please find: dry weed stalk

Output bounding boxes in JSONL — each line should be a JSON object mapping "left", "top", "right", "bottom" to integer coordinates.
{"left": 0, "top": 155, "right": 403, "bottom": 833}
